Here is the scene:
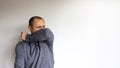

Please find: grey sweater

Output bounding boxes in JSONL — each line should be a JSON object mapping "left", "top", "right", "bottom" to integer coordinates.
{"left": 14, "top": 28, "right": 54, "bottom": 68}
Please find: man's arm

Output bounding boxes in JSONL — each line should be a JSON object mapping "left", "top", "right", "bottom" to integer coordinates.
{"left": 25, "top": 28, "right": 54, "bottom": 47}
{"left": 14, "top": 42, "right": 25, "bottom": 68}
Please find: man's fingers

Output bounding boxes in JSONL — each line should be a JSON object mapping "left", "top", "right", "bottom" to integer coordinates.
{"left": 21, "top": 32, "right": 28, "bottom": 41}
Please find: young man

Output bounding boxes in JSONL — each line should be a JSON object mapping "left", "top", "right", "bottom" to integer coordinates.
{"left": 14, "top": 16, "right": 54, "bottom": 68}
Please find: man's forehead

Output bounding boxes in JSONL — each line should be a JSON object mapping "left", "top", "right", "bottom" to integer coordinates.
{"left": 33, "top": 18, "right": 45, "bottom": 23}
{"left": 33, "top": 18, "right": 44, "bottom": 22}
{"left": 32, "top": 19, "right": 45, "bottom": 26}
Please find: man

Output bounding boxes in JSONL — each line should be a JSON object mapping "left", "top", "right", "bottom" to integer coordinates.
{"left": 14, "top": 16, "right": 54, "bottom": 68}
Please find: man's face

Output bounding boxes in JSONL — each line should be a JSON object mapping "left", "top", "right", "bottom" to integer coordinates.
{"left": 29, "top": 18, "right": 45, "bottom": 33}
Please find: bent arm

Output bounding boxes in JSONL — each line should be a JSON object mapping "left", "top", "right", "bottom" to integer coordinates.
{"left": 26, "top": 28, "right": 54, "bottom": 41}
{"left": 25, "top": 28, "right": 54, "bottom": 46}
{"left": 14, "top": 42, "right": 25, "bottom": 68}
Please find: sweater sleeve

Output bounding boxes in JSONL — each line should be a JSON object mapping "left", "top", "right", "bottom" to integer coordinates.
{"left": 25, "top": 28, "right": 54, "bottom": 47}
{"left": 14, "top": 42, "right": 25, "bottom": 68}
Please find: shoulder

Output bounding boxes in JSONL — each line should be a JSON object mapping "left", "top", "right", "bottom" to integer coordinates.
{"left": 15, "top": 41, "right": 29, "bottom": 49}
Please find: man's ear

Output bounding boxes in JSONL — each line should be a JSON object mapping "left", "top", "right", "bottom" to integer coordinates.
{"left": 28, "top": 26, "right": 32, "bottom": 31}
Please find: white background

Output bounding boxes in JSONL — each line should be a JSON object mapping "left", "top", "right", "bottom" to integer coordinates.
{"left": 0, "top": 0, "right": 120, "bottom": 68}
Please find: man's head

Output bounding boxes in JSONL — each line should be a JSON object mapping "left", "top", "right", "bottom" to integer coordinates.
{"left": 28, "top": 16, "right": 45, "bottom": 33}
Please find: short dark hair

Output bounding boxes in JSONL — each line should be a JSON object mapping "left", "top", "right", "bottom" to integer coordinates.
{"left": 29, "top": 16, "right": 44, "bottom": 26}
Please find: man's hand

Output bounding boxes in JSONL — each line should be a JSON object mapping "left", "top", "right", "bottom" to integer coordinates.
{"left": 21, "top": 32, "right": 28, "bottom": 41}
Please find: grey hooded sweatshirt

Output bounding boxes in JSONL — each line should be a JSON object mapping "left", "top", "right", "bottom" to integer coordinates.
{"left": 14, "top": 28, "right": 54, "bottom": 68}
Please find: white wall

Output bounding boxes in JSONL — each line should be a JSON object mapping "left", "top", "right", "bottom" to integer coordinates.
{"left": 0, "top": 0, "right": 120, "bottom": 68}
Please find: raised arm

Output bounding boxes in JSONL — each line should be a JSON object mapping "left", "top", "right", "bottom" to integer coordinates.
{"left": 25, "top": 28, "right": 54, "bottom": 47}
